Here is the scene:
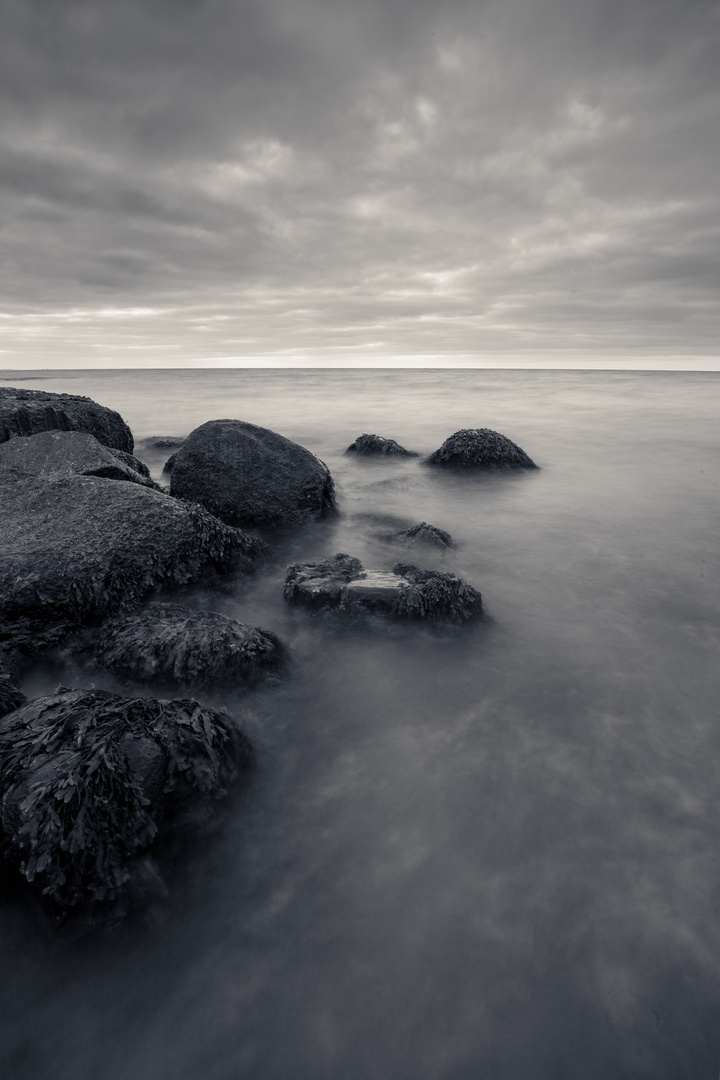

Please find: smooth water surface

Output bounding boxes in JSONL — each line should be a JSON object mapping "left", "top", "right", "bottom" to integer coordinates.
{"left": 0, "top": 368, "right": 718, "bottom": 1078}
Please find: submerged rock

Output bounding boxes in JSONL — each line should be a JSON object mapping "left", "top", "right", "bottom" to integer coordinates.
{"left": 0, "top": 386, "right": 134, "bottom": 453}
{"left": 140, "top": 436, "right": 186, "bottom": 451}
{"left": 384, "top": 522, "right": 453, "bottom": 548}
{"left": 94, "top": 602, "right": 287, "bottom": 691}
{"left": 426, "top": 428, "right": 537, "bottom": 469}
{"left": 284, "top": 553, "right": 482, "bottom": 623}
{"left": 0, "top": 430, "right": 157, "bottom": 488}
{"left": 345, "top": 434, "right": 418, "bottom": 457}
{"left": 0, "top": 474, "right": 269, "bottom": 652}
{"left": 0, "top": 688, "right": 252, "bottom": 920}
{"left": 170, "top": 419, "right": 336, "bottom": 529}
{"left": 0, "top": 651, "right": 25, "bottom": 719}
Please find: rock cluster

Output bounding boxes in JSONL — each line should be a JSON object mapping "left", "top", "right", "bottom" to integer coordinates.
{"left": 0, "top": 386, "right": 134, "bottom": 452}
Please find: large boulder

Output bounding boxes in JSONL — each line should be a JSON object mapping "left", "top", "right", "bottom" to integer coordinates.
{"left": 0, "top": 688, "right": 252, "bottom": 920}
{"left": 94, "top": 602, "right": 287, "bottom": 692}
{"left": 0, "top": 651, "right": 26, "bottom": 719}
{"left": 169, "top": 419, "right": 336, "bottom": 529}
{"left": 0, "top": 386, "right": 134, "bottom": 453}
{"left": 345, "top": 434, "right": 418, "bottom": 457}
{"left": 425, "top": 428, "right": 537, "bottom": 469}
{"left": 0, "top": 474, "right": 269, "bottom": 651}
{"left": 284, "top": 553, "right": 482, "bottom": 624}
{"left": 0, "top": 430, "right": 157, "bottom": 488}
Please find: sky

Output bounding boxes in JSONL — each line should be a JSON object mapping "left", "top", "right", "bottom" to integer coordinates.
{"left": 1, "top": 0, "right": 719, "bottom": 369}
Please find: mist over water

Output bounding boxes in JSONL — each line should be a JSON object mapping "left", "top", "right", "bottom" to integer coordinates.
{"left": 1, "top": 368, "right": 719, "bottom": 1078}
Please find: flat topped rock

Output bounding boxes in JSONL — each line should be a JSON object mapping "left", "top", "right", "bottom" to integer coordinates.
{"left": 284, "top": 553, "right": 482, "bottom": 623}
{"left": 0, "top": 386, "right": 134, "bottom": 453}
{"left": 426, "top": 428, "right": 537, "bottom": 469}
{"left": 0, "top": 430, "right": 156, "bottom": 487}
{"left": 169, "top": 418, "right": 336, "bottom": 529}
{"left": 94, "top": 602, "right": 287, "bottom": 691}
{"left": 345, "top": 434, "right": 418, "bottom": 457}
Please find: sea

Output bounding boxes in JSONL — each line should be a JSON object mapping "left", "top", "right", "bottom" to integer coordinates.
{"left": 0, "top": 366, "right": 718, "bottom": 1079}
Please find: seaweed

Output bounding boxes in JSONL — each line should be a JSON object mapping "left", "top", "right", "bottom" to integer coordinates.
{"left": 0, "top": 689, "right": 251, "bottom": 914}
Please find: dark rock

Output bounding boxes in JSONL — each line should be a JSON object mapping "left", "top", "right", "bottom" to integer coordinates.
{"left": 345, "top": 434, "right": 418, "bottom": 457}
{"left": 140, "top": 436, "right": 186, "bottom": 451}
{"left": 0, "top": 430, "right": 157, "bottom": 488}
{"left": 94, "top": 602, "right": 287, "bottom": 691}
{"left": 0, "top": 386, "right": 134, "bottom": 453}
{"left": 162, "top": 452, "right": 178, "bottom": 475}
{"left": 0, "top": 688, "right": 252, "bottom": 920}
{"left": 284, "top": 553, "right": 482, "bottom": 623}
{"left": 0, "top": 474, "right": 269, "bottom": 652}
{"left": 384, "top": 522, "right": 453, "bottom": 548}
{"left": 169, "top": 419, "right": 336, "bottom": 529}
{"left": 0, "top": 651, "right": 26, "bottom": 719}
{"left": 425, "top": 428, "right": 537, "bottom": 469}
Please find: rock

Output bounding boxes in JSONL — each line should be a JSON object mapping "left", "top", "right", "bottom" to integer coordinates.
{"left": 0, "top": 474, "right": 269, "bottom": 652}
{"left": 94, "top": 602, "right": 287, "bottom": 692}
{"left": 0, "top": 651, "right": 26, "bottom": 719}
{"left": 284, "top": 553, "right": 482, "bottom": 623}
{"left": 345, "top": 434, "right": 418, "bottom": 457}
{"left": 139, "top": 436, "right": 186, "bottom": 451}
{"left": 425, "top": 428, "right": 537, "bottom": 469}
{"left": 384, "top": 522, "right": 453, "bottom": 548}
{"left": 0, "top": 386, "right": 134, "bottom": 453}
{"left": 169, "top": 419, "right": 336, "bottom": 529}
{"left": 0, "top": 430, "right": 157, "bottom": 488}
{"left": 0, "top": 688, "right": 252, "bottom": 920}
{"left": 162, "top": 452, "right": 178, "bottom": 475}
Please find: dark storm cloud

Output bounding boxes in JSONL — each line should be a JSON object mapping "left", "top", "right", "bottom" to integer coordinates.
{"left": 1, "top": 0, "right": 718, "bottom": 364}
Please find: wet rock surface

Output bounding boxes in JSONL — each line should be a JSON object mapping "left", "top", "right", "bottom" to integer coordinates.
{"left": 426, "top": 428, "right": 537, "bottom": 469}
{"left": 170, "top": 419, "right": 336, "bottom": 529}
{"left": 0, "top": 386, "right": 134, "bottom": 453}
{"left": 0, "top": 430, "right": 157, "bottom": 487}
{"left": 0, "top": 688, "right": 252, "bottom": 921}
{"left": 284, "top": 553, "right": 482, "bottom": 623}
{"left": 94, "top": 602, "right": 288, "bottom": 692}
{"left": 0, "top": 651, "right": 26, "bottom": 719}
{"left": 383, "top": 521, "right": 453, "bottom": 548}
{"left": 0, "top": 474, "right": 269, "bottom": 652}
{"left": 345, "top": 434, "right": 418, "bottom": 457}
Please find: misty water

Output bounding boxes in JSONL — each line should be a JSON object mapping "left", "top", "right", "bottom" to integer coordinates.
{"left": 1, "top": 367, "right": 719, "bottom": 1078}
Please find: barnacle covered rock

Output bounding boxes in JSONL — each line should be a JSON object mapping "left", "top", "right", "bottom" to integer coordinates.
{"left": 425, "top": 428, "right": 536, "bottom": 469}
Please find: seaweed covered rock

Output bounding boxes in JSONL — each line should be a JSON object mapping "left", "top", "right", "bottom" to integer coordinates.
{"left": 384, "top": 522, "right": 453, "bottom": 548}
{"left": 0, "top": 651, "right": 26, "bottom": 719}
{"left": 0, "top": 689, "right": 252, "bottom": 920}
{"left": 94, "top": 602, "right": 287, "bottom": 691}
{"left": 0, "top": 430, "right": 157, "bottom": 488}
{"left": 0, "top": 386, "right": 134, "bottom": 453}
{"left": 345, "top": 434, "right": 418, "bottom": 457}
{"left": 0, "top": 475, "right": 269, "bottom": 652}
{"left": 169, "top": 419, "right": 336, "bottom": 529}
{"left": 284, "top": 554, "right": 481, "bottom": 624}
{"left": 425, "top": 429, "right": 536, "bottom": 469}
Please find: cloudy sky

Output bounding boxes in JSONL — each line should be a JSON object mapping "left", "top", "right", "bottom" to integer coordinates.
{"left": 1, "top": 0, "right": 718, "bottom": 368}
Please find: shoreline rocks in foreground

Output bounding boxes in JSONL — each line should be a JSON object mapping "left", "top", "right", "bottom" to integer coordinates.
{"left": 0, "top": 386, "right": 134, "bottom": 453}
{"left": 0, "top": 430, "right": 158, "bottom": 488}
{"left": 284, "top": 553, "right": 482, "bottom": 623}
{"left": 0, "top": 688, "right": 252, "bottom": 922}
{"left": 426, "top": 428, "right": 537, "bottom": 469}
{"left": 93, "top": 602, "right": 288, "bottom": 692}
{"left": 345, "top": 434, "right": 418, "bottom": 457}
{"left": 170, "top": 419, "right": 337, "bottom": 529}
{"left": 0, "top": 473, "right": 268, "bottom": 652}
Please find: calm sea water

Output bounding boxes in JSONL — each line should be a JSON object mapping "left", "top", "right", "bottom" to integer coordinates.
{"left": 1, "top": 367, "right": 719, "bottom": 1079}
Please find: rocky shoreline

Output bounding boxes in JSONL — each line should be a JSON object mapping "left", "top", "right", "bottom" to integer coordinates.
{"left": 0, "top": 385, "right": 535, "bottom": 927}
